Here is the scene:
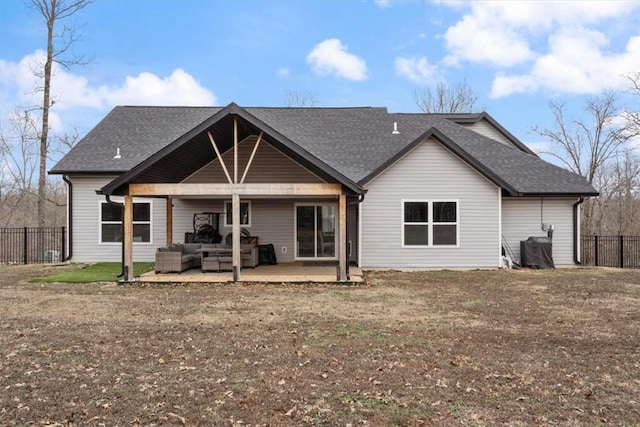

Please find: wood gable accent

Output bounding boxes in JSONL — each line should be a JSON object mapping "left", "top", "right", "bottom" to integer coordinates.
{"left": 184, "top": 135, "right": 324, "bottom": 185}
{"left": 110, "top": 106, "right": 354, "bottom": 284}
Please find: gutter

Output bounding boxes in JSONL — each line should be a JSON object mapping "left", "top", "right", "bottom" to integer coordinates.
{"left": 62, "top": 175, "right": 73, "bottom": 261}
{"left": 105, "top": 195, "right": 126, "bottom": 278}
{"left": 348, "top": 193, "right": 366, "bottom": 206}
{"left": 573, "top": 197, "right": 585, "bottom": 265}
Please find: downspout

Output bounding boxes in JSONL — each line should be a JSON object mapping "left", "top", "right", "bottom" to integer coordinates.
{"left": 573, "top": 197, "right": 584, "bottom": 265}
{"left": 105, "top": 194, "right": 125, "bottom": 278}
{"left": 62, "top": 175, "right": 73, "bottom": 261}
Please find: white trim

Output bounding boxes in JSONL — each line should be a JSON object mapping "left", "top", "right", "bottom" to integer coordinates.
{"left": 294, "top": 202, "right": 338, "bottom": 261}
{"left": 98, "top": 198, "right": 153, "bottom": 245}
{"left": 401, "top": 199, "right": 459, "bottom": 248}
{"left": 223, "top": 200, "right": 251, "bottom": 227}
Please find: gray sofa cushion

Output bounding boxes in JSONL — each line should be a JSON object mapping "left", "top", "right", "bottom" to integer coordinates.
{"left": 183, "top": 243, "right": 201, "bottom": 254}
{"left": 207, "top": 248, "right": 232, "bottom": 254}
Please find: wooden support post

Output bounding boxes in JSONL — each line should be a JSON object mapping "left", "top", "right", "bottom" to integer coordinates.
{"left": 123, "top": 195, "right": 134, "bottom": 281}
{"left": 232, "top": 192, "right": 241, "bottom": 281}
{"left": 166, "top": 197, "right": 173, "bottom": 245}
{"left": 339, "top": 193, "right": 347, "bottom": 281}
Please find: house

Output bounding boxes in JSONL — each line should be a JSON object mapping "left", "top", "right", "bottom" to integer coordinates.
{"left": 50, "top": 103, "right": 598, "bottom": 281}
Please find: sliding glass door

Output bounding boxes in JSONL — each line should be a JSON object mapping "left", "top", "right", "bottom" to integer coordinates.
{"left": 295, "top": 204, "right": 336, "bottom": 259}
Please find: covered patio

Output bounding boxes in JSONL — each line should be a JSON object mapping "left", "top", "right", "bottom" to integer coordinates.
{"left": 136, "top": 262, "right": 364, "bottom": 283}
{"left": 98, "top": 104, "right": 365, "bottom": 283}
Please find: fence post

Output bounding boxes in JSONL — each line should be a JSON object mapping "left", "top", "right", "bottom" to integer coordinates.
{"left": 23, "top": 227, "right": 28, "bottom": 264}
{"left": 619, "top": 235, "right": 624, "bottom": 268}
{"left": 61, "top": 226, "right": 66, "bottom": 262}
{"left": 594, "top": 235, "right": 599, "bottom": 267}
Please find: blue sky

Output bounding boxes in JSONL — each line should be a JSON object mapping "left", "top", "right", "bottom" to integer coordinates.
{"left": 1, "top": 0, "right": 639, "bottom": 164}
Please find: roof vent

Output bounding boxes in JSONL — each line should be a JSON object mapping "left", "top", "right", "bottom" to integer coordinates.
{"left": 113, "top": 147, "right": 121, "bottom": 159}
{"left": 392, "top": 122, "right": 399, "bottom": 135}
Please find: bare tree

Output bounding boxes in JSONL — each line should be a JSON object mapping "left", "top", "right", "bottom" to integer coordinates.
{"left": 414, "top": 78, "right": 478, "bottom": 113}
{"left": 533, "top": 92, "right": 638, "bottom": 234}
{"left": 533, "top": 92, "right": 632, "bottom": 185}
{"left": 284, "top": 88, "right": 318, "bottom": 107}
{"left": 1, "top": 110, "right": 40, "bottom": 192}
{"left": 0, "top": 109, "right": 68, "bottom": 227}
{"left": 589, "top": 149, "right": 640, "bottom": 235}
{"left": 622, "top": 72, "right": 640, "bottom": 136}
{"left": 30, "top": 0, "right": 92, "bottom": 227}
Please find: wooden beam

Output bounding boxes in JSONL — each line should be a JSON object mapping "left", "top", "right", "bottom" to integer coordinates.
{"left": 240, "top": 132, "right": 263, "bottom": 184}
{"left": 207, "top": 131, "right": 232, "bottom": 184}
{"left": 129, "top": 183, "right": 343, "bottom": 197}
{"left": 233, "top": 116, "right": 238, "bottom": 184}
{"left": 166, "top": 197, "right": 173, "bottom": 245}
{"left": 339, "top": 194, "right": 347, "bottom": 281}
{"left": 123, "top": 195, "right": 134, "bottom": 281}
{"left": 232, "top": 192, "right": 241, "bottom": 281}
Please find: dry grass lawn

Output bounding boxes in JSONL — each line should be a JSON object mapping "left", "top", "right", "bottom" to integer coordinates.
{"left": 1, "top": 264, "right": 639, "bottom": 426}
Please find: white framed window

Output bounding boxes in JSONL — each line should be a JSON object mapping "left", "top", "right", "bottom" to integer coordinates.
{"left": 402, "top": 200, "right": 458, "bottom": 247}
{"left": 224, "top": 201, "right": 251, "bottom": 227}
{"left": 99, "top": 201, "right": 152, "bottom": 244}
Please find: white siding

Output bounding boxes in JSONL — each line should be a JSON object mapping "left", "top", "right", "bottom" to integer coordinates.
{"left": 361, "top": 138, "right": 500, "bottom": 268}
{"left": 460, "top": 120, "right": 516, "bottom": 148}
{"left": 502, "top": 197, "right": 577, "bottom": 266}
{"left": 69, "top": 175, "right": 165, "bottom": 262}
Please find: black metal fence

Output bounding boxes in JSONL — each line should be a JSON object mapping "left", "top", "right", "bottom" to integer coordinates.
{"left": 0, "top": 227, "right": 66, "bottom": 264}
{"left": 581, "top": 235, "right": 640, "bottom": 269}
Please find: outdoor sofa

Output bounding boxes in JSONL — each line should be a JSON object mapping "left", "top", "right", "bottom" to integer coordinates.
{"left": 155, "top": 242, "right": 259, "bottom": 273}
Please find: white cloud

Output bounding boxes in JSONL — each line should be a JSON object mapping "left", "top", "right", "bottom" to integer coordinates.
{"left": 437, "top": 1, "right": 640, "bottom": 97}
{"left": 442, "top": 1, "right": 640, "bottom": 68}
{"left": 491, "top": 32, "right": 640, "bottom": 97}
{"left": 490, "top": 72, "right": 537, "bottom": 98}
{"left": 1, "top": 50, "right": 217, "bottom": 116}
{"left": 306, "top": 39, "right": 368, "bottom": 81}
{"left": 394, "top": 56, "right": 438, "bottom": 84}
{"left": 443, "top": 13, "right": 534, "bottom": 67}
{"left": 99, "top": 69, "right": 216, "bottom": 106}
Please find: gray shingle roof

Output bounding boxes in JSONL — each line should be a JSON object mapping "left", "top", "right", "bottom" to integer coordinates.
{"left": 51, "top": 105, "right": 597, "bottom": 196}
{"left": 50, "top": 106, "right": 220, "bottom": 173}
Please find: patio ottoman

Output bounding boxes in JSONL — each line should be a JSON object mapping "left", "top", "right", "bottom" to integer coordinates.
{"left": 202, "top": 257, "right": 220, "bottom": 272}
{"left": 218, "top": 256, "right": 233, "bottom": 271}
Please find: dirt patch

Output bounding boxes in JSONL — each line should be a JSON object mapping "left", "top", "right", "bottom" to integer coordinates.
{"left": 1, "top": 265, "right": 639, "bottom": 425}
